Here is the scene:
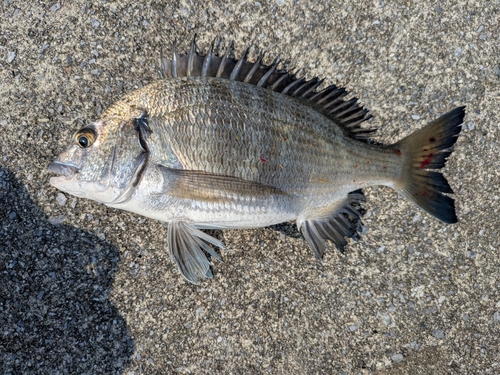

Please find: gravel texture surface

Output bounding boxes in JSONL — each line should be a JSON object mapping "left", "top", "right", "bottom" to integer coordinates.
{"left": 1, "top": 1, "right": 499, "bottom": 374}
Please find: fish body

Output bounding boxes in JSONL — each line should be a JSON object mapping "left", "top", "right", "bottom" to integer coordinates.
{"left": 49, "top": 39, "right": 465, "bottom": 283}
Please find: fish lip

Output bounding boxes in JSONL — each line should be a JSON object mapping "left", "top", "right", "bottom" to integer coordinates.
{"left": 47, "top": 162, "right": 79, "bottom": 178}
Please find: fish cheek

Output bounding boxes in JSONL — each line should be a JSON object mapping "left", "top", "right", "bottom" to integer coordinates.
{"left": 110, "top": 124, "right": 148, "bottom": 191}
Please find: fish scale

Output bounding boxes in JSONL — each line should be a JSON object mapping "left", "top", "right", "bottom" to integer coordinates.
{"left": 140, "top": 79, "right": 361, "bottom": 193}
{"left": 48, "top": 38, "right": 465, "bottom": 284}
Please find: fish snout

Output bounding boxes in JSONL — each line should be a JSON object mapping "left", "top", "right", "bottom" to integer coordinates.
{"left": 47, "top": 162, "right": 79, "bottom": 178}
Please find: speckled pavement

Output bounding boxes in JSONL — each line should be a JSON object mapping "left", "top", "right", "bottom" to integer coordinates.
{"left": 1, "top": 1, "right": 499, "bottom": 374}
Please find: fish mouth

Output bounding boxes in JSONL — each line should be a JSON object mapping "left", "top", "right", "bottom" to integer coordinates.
{"left": 47, "top": 162, "right": 79, "bottom": 179}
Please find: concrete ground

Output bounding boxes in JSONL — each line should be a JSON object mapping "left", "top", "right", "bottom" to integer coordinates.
{"left": 1, "top": 1, "right": 499, "bottom": 374}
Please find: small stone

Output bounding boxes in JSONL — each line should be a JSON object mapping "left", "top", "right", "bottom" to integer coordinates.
{"left": 381, "top": 312, "right": 392, "bottom": 326}
{"left": 7, "top": 51, "right": 16, "bottom": 63}
{"left": 50, "top": 3, "right": 61, "bottom": 11}
{"left": 391, "top": 354, "right": 404, "bottom": 363}
{"left": 56, "top": 193, "right": 67, "bottom": 206}
{"left": 433, "top": 329, "right": 444, "bottom": 339}
{"left": 9, "top": 211, "right": 16, "bottom": 219}
{"left": 91, "top": 18, "right": 100, "bottom": 28}
{"left": 454, "top": 47, "right": 462, "bottom": 57}
{"left": 493, "top": 311, "right": 500, "bottom": 322}
{"left": 411, "top": 114, "right": 420, "bottom": 120}
{"left": 494, "top": 65, "right": 500, "bottom": 78}
{"left": 48, "top": 215, "right": 66, "bottom": 225}
{"left": 276, "top": 0, "right": 285, "bottom": 5}
{"left": 348, "top": 325, "right": 359, "bottom": 332}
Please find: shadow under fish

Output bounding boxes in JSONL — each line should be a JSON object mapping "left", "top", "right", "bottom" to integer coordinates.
{"left": 0, "top": 166, "right": 134, "bottom": 373}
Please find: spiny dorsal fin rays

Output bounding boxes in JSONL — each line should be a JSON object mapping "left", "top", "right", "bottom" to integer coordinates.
{"left": 230, "top": 47, "right": 250, "bottom": 80}
{"left": 328, "top": 97, "right": 358, "bottom": 115}
{"left": 256, "top": 54, "right": 280, "bottom": 87}
{"left": 300, "top": 78, "right": 324, "bottom": 98}
{"left": 187, "top": 35, "right": 198, "bottom": 77}
{"left": 201, "top": 40, "right": 215, "bottom": 78}
{"left": 316, "top": 86, "right": 346, "bottom": 105}
{"left": 216, "top": 41, "right": 232, "bottom": 78}
{"left": 171, "top": 42, "right": 178, "bottom": 78}
{"left": 244, "top": 51, "right": 264, "bottom": 83}
{"left": 292, "top": 77, "right": 319, "bottom": 97}
{"left": 269, "top": 73, "right": 288, "bottom": 91}
{"left": 158, "top": 38, "right": 375, "bottom": 141}
{"left": 283, "top": 77, "right": 305, "bottom": 95}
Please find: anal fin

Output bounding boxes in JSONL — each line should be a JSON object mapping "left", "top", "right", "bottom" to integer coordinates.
{"left": 167, "top": 221, "right": 224, "bottom": 284}
{"left": 299, "top": 191, "right": 365, "bottom": 261}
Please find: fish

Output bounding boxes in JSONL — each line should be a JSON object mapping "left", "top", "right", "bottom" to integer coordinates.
{"left": 48, "top": 38, "right": 465, "bottom": 284}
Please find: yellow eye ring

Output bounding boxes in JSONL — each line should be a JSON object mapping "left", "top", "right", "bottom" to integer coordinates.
{"left": 75, "top": 129, "right": 96, "bottom": 148}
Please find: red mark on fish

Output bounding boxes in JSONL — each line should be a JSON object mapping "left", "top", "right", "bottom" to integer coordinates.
{"left": 393, "top": 149, "right": 402, "bottom": 157}
{"left": 260, "top": 155, "right": 267, "bottom": 163}
{"left": 419, "top": 153, "right": 433, "bottom": 169}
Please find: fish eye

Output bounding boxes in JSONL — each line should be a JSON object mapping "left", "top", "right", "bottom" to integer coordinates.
{"left": 75, "top": 128, "right": 96, "bottom": 148}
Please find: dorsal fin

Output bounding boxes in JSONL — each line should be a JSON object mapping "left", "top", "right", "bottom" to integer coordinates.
{"left": 159, "top": 36, "right": 375, "bottom": 140}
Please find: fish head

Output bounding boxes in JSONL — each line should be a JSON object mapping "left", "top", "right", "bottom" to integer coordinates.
{"left": 48, "top": 103, "right": 150, "bottom": 205}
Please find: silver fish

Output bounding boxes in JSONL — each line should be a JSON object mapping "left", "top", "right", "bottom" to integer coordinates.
{"left": 48, "top": 38, "right": 465, "bottom": 284}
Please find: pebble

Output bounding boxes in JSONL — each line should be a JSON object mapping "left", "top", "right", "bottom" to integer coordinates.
{"left": 48, "top": 215, "right": 66, "bottom": 225}
{"left": 381, "top": 312, "right": 392, "bottom": 326}
{"left": 50, "top": 3, "right": 61, "bottom": 11}
{"left": 391, "top": 354, "right": 404, "bottom": 363}
{"left": 433, "top": 329, "right": 444, "bottom": 339}
{"left": 7, "top": 51, "right": 16, "bottom": 63}
{"left": 493, "top": 312, "right": 500, "bottom": 322}
{"left": 56, "top": 193, "right": 67, "bottom": 206}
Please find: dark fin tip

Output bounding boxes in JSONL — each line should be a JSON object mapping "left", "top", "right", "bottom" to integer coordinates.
{"left": 396, "top": 107, "right": 465, "bottom": 223}
{"left": 300, "top": 191, "right": 366, "bottom": 259}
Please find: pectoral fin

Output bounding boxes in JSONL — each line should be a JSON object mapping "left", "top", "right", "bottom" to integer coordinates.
{"left": 159, "top": 166, "right": 287, "bottom": 203}
{"left": 167, "top": 221, "right": 224, "bottom": 284}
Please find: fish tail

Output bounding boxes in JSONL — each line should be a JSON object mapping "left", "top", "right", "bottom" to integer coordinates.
{"left": 393, "top": 106, "right": 465, "bottom": 223}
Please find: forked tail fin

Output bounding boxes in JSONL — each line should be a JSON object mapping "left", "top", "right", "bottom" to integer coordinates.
{"left": 394, "top": 106, "right": 465, "bottom": 223}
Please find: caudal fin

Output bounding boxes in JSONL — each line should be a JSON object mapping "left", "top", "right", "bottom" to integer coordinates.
{"left": 394, "top": 107, "right": 465, "bottom": 223}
